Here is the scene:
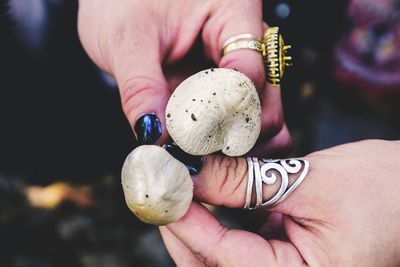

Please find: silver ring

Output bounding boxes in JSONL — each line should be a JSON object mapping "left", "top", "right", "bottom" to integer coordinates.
{"left": 244, "top": 158, "right": 309, "bottom": 210}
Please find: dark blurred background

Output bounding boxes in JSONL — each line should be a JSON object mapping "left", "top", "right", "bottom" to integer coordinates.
{"left": 1, "top": 0, "right": 400, "bottom": 266}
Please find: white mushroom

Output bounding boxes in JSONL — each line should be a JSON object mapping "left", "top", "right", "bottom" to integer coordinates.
{"left": 121, "top": 145, "right": 193, "bottom": 225}
{"left": 166, "top": 68, "right": 261, "bottom": 156}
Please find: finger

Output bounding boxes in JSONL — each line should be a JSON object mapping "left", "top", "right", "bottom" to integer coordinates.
{"left": 111, "top": 20, "right": 170, "bottom": 145}
{"left": 255, "top": 23, "right": 291, "bottom": 150}
{"left": 167, "top": 202, "right": 305, "bottom": 266}
{"left": 246, "top": 76, "right": 290, "bottom": 157}
{"left": 203, "top": 3, "right": 289, "bottom": 151}
{"left": 260, "top": 83, "right": 285, "bottom": 139}
{"left": 203, "top": 0, "right": 265, "bottom": 91}
{"left": 192, "top": 153, "right": 311, "bottom": 217}
{"left": 250, "top": 124, "right": 292, "bottom": 158}
{"left": 159, "top": 226, "right": 206, "bottom": 267}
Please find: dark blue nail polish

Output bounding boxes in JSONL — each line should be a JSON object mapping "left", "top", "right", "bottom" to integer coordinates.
{"left": 164, "top": 143, "right": 204, "bottom": 175}
{"left": 134, "top": 114, "right": 162, "bottom": 145}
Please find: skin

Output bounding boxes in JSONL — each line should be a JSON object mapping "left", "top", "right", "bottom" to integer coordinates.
{"left": 77, "top": 0, "right": 291, "bottom": 155}
{"left": 77, "top": 1, "right": 400, "bottom": 265}
{"left": 161, "top": 140, "right": 400, "bottom": 266}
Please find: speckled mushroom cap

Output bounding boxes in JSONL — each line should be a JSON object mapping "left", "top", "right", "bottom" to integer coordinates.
{"left": 121, "top": 145, "right": 193, "bottom": 225}
{"left": 166, "top": 68, "right": 261, "bottom": 156}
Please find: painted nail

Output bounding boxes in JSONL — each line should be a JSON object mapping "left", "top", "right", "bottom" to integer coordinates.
{"left": 134, "top": 114, "right": 162, "bottom": 145}
{"left": 164, "top": 143, "right": 204, "bottom": 175}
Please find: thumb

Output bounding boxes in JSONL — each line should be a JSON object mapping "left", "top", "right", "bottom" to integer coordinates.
{"left": 165, "top": 202, "right": 305, "bottom": 267}
{"left": 112, "top": 32, "right": 170, "bottom": 145}
{"left": 187, "top": 153, "right": 313, "bottom": 217}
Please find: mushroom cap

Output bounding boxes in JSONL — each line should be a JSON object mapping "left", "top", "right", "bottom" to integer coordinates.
{"left": 121, "top": 145, "right": 193, "bottom": 225}
{"left": 166, "top": 68, "right": 261, "bottom": 156}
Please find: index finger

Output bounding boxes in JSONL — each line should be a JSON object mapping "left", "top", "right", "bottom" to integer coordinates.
{"left": 202, "top": 0, "right": 266, "bottom": 91}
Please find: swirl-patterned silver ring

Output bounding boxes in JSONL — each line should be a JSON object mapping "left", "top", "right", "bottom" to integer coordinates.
{"left": 244, "top": 158, "right": 309, "bottom": 210}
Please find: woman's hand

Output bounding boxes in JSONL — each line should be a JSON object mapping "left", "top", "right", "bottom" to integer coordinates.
{"left": 77, "top": 0, "right": 290, "bottom": 154}
{"left": 161, "top": 140, "right": 400, "bottom": 266}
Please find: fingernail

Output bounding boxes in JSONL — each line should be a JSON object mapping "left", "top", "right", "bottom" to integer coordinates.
{"left": 134, "top": 114, "right": 162, "bottom": 145}
{"left": 164, "top": 143, "right": 204, "bottom": 175}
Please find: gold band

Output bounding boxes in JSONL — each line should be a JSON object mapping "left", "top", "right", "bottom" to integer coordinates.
{"left": 222, "top": 34, "right": 263, "bottom": 56}
{"left": 223, "top": 39, "right": 263, "bottom": 55}
{"left": 222, "top": 33, "right": 260, "bottom": 47}
{"left": 221, "top": 28, "right": 293, "bottom": 87}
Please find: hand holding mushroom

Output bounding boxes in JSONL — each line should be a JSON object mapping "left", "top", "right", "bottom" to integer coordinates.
{"left": 122, "top": 68, "right": 262, "bottom": 225}
{"left": 80, "top": 1, "right": 400, "bottom": 264}
{"left": 121, "top": 70, "right": 400, "bottom": 266}
{"left": 160, "top": 140, "right": 400, "bottom": 266}
{"left": 78, "top": 0, "right": 290, "bottom": 152}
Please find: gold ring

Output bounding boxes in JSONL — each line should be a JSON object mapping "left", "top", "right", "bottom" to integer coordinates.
{"left": 222, "top": 34, "right": 263, "bottom": 56}
{"left": 222, "top": 33, "right": 260, "bottom": 47}
{"left": 263, "top": 27, "right": 292, "bottom": 86}
{"left": 221, "top": 28, "right": 293, "bottom": 87}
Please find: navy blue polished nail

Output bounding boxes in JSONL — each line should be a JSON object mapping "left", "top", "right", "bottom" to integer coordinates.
{"left": 134, "top": 114, "right": 162, "bottom": 145}
{"left": 164, "top": 143, "right": 204, "bottom": 175}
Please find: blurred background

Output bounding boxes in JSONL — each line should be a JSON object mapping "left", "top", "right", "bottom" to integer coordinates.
{"left": 1, "top": 0, "right": 400, "bottom": 266}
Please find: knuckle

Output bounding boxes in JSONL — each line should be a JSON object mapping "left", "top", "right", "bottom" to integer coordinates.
{"left": 211, "top": 156, "right": 246, "bottom": 206}
{"left": 120, "top": 76, "right": 166, "bottom": 118}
